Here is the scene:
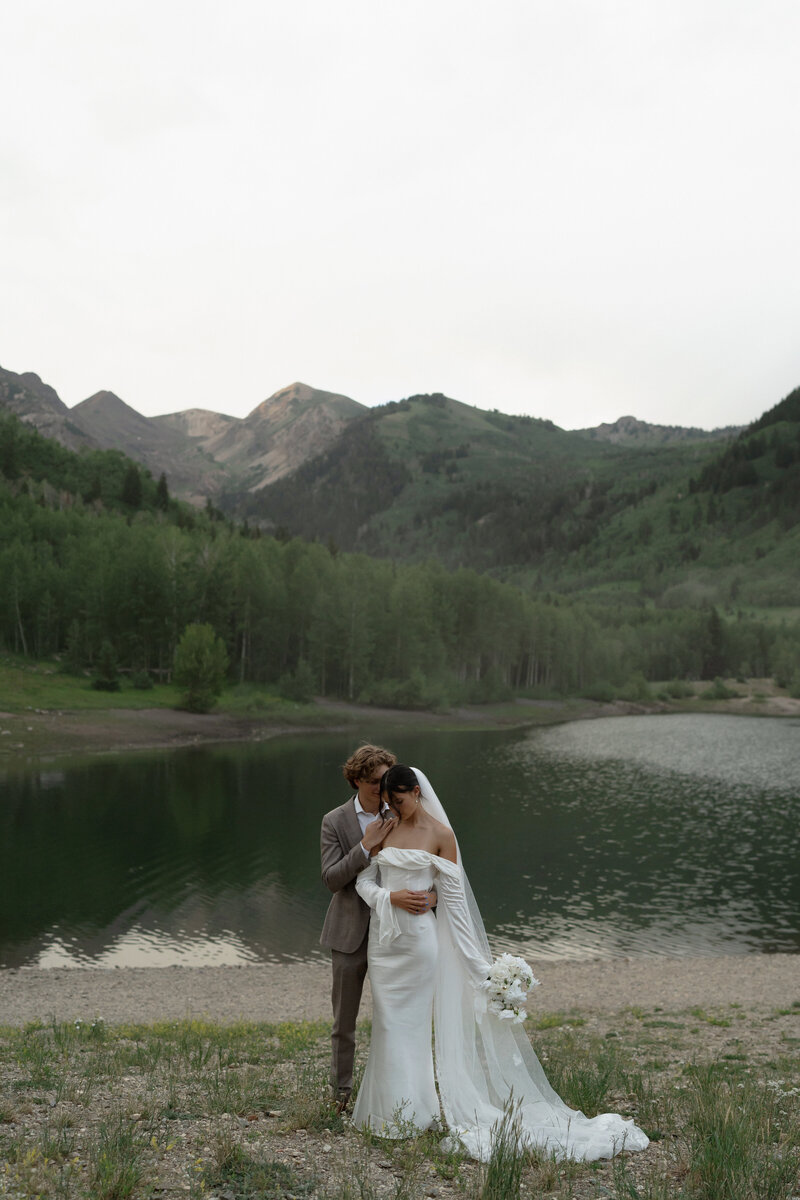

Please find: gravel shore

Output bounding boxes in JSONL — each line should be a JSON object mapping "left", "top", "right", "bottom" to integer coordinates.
{"left": 2, "top": 954, "right": 798, "bottom": 1027}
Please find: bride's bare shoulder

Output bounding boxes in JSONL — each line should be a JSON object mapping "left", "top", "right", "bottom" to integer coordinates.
{"left": 433, "top": 821, "right": 457, "bottom": 863}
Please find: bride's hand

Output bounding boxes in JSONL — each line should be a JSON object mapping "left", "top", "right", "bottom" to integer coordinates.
{"left": 362, "top": 815, "right": 397, "bottom": 855}
{"left": 390, "top": 889, "right": 432, "bottom": 914}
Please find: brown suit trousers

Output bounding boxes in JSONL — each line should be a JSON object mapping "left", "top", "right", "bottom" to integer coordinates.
{"left": 320, "top": 797, "right": 371, "bottom": 1094}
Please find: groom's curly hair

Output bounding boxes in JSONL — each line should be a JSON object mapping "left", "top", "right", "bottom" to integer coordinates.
{"left": 342, "top": 744, "right": 397, "bottom": 789}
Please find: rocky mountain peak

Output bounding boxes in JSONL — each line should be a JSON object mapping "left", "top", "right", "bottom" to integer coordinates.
{"left": 0, "top": 363, "right": 93, "bottom": 451}
{"left": 580, "top": 414, "right": 740, "bottom": 445}
{"left": 247, "top": 382, "right": 364, "bottom": 424}
{"left": 78, "top": 390, "right": 131, "bottom": 414}
{"left": 17, "top": 371, "right": 68, "bottom": 413}
{"left": 1, "top": 366, "right": 69, "bottom": 416}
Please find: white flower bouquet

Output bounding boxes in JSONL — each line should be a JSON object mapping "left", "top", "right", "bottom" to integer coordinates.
{"left": 481, "top": 953, "right": 539, "bottom": 1023}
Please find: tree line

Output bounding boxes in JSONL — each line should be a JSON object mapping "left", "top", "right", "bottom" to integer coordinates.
{"left": 2, "top": 479, "right": 799, "bottom": 705}
{"left": 1, "top": 410, "right": 798, "bottom": 705}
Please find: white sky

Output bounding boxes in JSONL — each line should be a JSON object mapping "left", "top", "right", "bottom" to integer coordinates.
{"left": 2, "top": 0, "right": 799, "bottom": 430}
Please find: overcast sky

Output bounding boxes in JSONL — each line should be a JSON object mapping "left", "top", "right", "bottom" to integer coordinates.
{"left": 2, "top": 1, "right": 799, "bottom": 430}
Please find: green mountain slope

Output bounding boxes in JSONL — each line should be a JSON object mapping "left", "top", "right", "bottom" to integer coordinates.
{"left": 1, "top": 399, "right": 798, "bottom": 699}
{"left": 230, "top": 386, "right": 800, "bottom": 614}
{"left": 232, "top": 392, "right": 726, "bottom": 564}
{"left": 550, "top": 386, "right": 800, "bottom": 611}
{"left": 0, "top": 407, "right": 173, "bottom": 515}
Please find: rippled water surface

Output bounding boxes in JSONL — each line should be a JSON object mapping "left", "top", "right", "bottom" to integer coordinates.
{"left": 1, "top": 715, "right": 798, "bottom": 967}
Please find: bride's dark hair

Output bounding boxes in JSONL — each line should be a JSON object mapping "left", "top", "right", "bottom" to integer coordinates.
{"left": 380, "top": 764, "right": 419, "bottom": 817}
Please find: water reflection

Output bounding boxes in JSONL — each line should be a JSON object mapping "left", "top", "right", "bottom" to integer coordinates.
{"left": 0, "top": 716, "right": 797, "bottom": 967}
{"left": 501, "top": 714, "right": 800, "bottom": 959}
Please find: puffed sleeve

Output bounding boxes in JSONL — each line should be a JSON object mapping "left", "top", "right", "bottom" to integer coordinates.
{"left": 435, "top": 860, "right": 492, "bottom": 988}
{"left": 355, "top": 858, "right": 402, "bottom": 945}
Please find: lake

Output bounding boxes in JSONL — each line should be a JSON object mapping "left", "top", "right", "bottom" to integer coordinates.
{"left": 1, "top": 714, "right": 798, "bottom": 969}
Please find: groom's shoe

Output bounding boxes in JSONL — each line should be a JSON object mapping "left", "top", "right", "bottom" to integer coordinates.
{"left": 332, "top": 1090, "right": 351, "bottom": 1115}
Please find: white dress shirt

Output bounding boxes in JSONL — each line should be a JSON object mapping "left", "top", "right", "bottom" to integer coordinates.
{"left": 354, "top": 796, "right": 389, "bottom": 857}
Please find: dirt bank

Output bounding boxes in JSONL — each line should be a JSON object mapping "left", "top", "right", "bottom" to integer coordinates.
{"left": 1, "top": 688, "right": 797, "bottom": 764}
{"left": 2, "top": 953, "right": 798, "bottom": 1028}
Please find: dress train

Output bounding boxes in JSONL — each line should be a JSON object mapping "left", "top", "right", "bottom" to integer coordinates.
{"left": 354, "top": 847, "right": 649, "bottom": 1163}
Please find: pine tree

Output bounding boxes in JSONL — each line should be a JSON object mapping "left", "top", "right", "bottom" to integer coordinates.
{"left": 155, "top": 473, "right": 170, "bottom": 510}
{"left": 92, "top": 640, "right": 121, "bottom": 691}
{"left": 701, "top": 607, "right": 726, "bottom": 680}
{"left": 121, "top": 465, "right": 143, "bottom": 509}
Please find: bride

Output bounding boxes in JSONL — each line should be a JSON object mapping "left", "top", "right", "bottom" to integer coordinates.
{"left": 352, "top": 765, "right": 649, "bottom": 1163}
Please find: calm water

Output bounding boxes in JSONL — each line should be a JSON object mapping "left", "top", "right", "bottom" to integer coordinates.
{"left": 1, "top": 715, "right": 798, "bottom": 968}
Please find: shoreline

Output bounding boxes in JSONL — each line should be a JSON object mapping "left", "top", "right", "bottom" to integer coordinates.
{"left": 3, "top": 963, "right": 798, "bottom": 1200}
{"left": 2, "top": 953, "right": 798, "bottom": 1027}
{"left": 1, "top": 686, "right": 798, "bottom": 764}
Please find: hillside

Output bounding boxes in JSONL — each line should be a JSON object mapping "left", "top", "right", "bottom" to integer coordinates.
{"left": 516, "top": 387, "right": 800, "bottom": 617}
{"left": 233, "top": 392, "right": 725, "bottom": 564}
{"left": 2, "top": 358, "right": 798, "bottom": 620}
{"left": 155, "top": 381, "right": 366, "bottom": 491}
{"left": 576, "top": 414, "right": 743, "bottom": 446}
{"left": 1, "top": 388, "right": 798, "bottom": 702}
{"left": 72, "top": 390, "right": 230, "bottom": 505}
{"left": 1, "top": 400, "right": 797, "bottom": 702}
{"left": 0, "top": 406, "right": 175, "bottom": 518}
{"left": 0, "top": 365, "right": 95, "bottom": 453}
{"left": 234, "top": 387, "right": 800, "bottom": 614}
{"left": 0, "top": 365, "right": 365, "bottom": 504}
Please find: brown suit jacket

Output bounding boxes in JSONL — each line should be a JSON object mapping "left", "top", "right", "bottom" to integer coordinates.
{"left": 320, "top": 797, "right": 372, "bottom": 953}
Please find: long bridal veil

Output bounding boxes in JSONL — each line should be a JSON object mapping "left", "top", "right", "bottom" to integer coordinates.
{"left": 411, "top": 767, "right": 649, "bottom": 1163}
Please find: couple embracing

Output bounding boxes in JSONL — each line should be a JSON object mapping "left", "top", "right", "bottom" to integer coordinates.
{"left": 320, "top": 743, "right": 649, "bottom": 1163}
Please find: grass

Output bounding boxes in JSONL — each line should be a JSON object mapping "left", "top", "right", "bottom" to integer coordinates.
{"left": 0, "top": 652, "right": 563, "bottom": 731}
{"left": 0, "top": 653, "right": 312, "bottom": 720}
{"left": 480, "top": 1101, "right": 525, "bottom": 1199}
{"left": 0, "top": 1006, "right": 798, "bottom": 1198}
{"left": 0, "top": 654, "right": 183, "bottom": 712}
{"left": 198, "top": 1133, "right": 313, "bottom": 1198}
{"left": 2, "top": 652, "right": 796, "bottom": 728}
{"left": 1, "top": 652, "right": 797, "bottom": 768}
{"left": 86, "top": 1113, "right": 145, "bottom": 1199}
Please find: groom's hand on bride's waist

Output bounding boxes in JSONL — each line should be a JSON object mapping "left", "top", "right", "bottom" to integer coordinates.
{"left": 389, "top": 889, "right": 437, "bottom": 914}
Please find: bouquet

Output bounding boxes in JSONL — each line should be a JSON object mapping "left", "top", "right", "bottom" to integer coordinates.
{"left": 481, "top": 953, "right": 539, "bottom": 1023}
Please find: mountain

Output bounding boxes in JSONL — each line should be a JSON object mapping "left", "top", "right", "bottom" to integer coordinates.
{"left": 0, "top": 364, "right": 366, "bottom": 505}
{"left": 154, "top": 381, "right": 365, "bottom": 491}
{"left": 0, "top": 365, "right": 95, "bottom": 453}
{"left": 2, "top": 358, "right": 798, "bottom": 616}
{"left": 150, "top": 407, "right": 236, "bottom": 443}
{"left": 72, "top": 390, "right": 230, "bottom": 505}
{"left": 232, "top": 391, "right": 732, "bottom": 569}
{"left": 231, "top": 385, "right": 800, "bottom": 613}
{"left": 576, "top": 414, "right": 743, "bottom": 446}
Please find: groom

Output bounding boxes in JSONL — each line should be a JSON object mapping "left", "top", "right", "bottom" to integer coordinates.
{"left": 320, "top": 743, "right": 436, "bottom": 1112}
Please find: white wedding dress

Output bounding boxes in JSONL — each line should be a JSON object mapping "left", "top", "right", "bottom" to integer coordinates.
{"left": 351, "top": 773, "right": 649, "bottom": 1164}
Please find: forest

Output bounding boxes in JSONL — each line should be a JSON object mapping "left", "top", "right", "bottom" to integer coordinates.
{"left": 1, "top": 408, "right": 799, "bottom": 707}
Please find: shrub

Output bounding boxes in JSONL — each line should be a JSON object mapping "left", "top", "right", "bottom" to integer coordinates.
{"left": 91, "top": 640, "right": 120, "bottom": 692}
{"left": 702, "top": 677, "right": 736, "bottom": 700}
{"left": 131, "top": 669, "right": 154, "bottom": 690}
{"left": 617, "top": 673, "right": 652, "bottom": 702}
{"left": 278, "top": 659, "right": 316, "bottom": 704}
{"left": 174, "top": 623, "right": 229, "bottom": 712}
{"left": 664, "top": 679, "right": 694, "bottom": 699}
{"left": 359, "top": 670, "right": 451, "bottom": 711}
{"left": 466, "top": 666, "right": 512, "bottom": 705}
